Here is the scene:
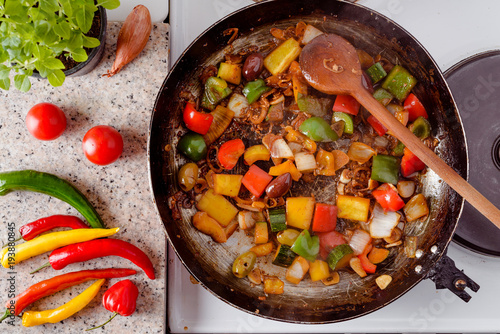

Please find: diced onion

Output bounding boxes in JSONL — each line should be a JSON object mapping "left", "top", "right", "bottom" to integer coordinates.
{"left": 349, "top": 229, "right": 372, "bottom": 255}
{"left": 301, "top": 24, "right": 324, "bottom": 45}
{"left": 347, "top": 142, "right": 377, "bottom": 164}
{"left": 227, "top": 93, "right": 249, "bottom": 118}
{"left": 373, "top": 136, "right": 389, "bottom": 148}
{"left": 403, "top": 193, "right": 429, "bottom": 222}
{"left": 294, "top": 152, "right": 317, "bottom": 172}
{"left": 397, "top": 180, "right": 415, "bottom": 198}
{"left": 238, "top": 211, "right": 256, "bottom": 229}
{"left": 369, "top": 204, "right": 401, "bottom": 238}
{"left": 270, "top": 138, "right": 294, "bottom": 159}
{"left": 287, "top": 142, "right": 303, "bottom": 154}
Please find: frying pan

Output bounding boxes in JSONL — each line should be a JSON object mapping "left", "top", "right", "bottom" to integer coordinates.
{"left": 148, "top": 0, "right": 472, "bottom": 323}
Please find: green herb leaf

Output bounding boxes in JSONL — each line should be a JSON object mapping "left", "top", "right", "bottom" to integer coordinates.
{"left": 34, "top": 20, "right": 51, "bottom": 39}
{"left": 14, "top": 74, "right": 31, "bottom": 92}
{"left": 35, "top": 61, "right": 50, "bottom": 78}
{"left": 59, "top": 0, "right": 73, "bottom": 17}
{"left": 97, "top": 0, "right": 120, "bottom": 10}
{"left": 39, "top": 0, "right": 59, "bottom": 13}
{"left": 82, "top": 35, "right": 100, "bottom": 48}
{"left": 47, "top": 69, "right": 65, "bottom": 87}
{"left": 0, "top": 77, "right": 10, "bottom": 91}
{"left": 53, "top": 21, "right": 71, "bottom": 40}
{"left": 71, "top": 48, "right": 88, "bottom": 62}
{"left": 43, "top": 57, "right": 65, "bottom": 70}
{"left": 0, "top": 64, "right": 11, "bottom": 80}
{"left": 75, "top": 5, "right": 94, "bottom": 34}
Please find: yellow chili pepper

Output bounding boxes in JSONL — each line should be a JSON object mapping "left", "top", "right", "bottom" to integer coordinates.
{"left": 0, "top": 228, "right": 119, "bottom": 268}
{"left": 284, "top": 126, "right": 316, "bottom": 153}
{"left": 21, "top": 279, "right": 105, "bottom": 327}
{"left": 315, "top": 149, "right": 336, "bottom": 176}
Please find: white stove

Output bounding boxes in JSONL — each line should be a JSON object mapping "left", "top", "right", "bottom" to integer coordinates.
{"left": 167, "top": 0, "right": 500, "bottom": 332}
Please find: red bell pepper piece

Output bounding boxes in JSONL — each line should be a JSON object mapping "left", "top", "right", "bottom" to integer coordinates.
{"left": 87, "top": 279, "right": 139, "bottom": 330}
{"left": 404, "top": 93, "right": 428, "bottom": 122}
{"left": 312, "top": 203, "right": 338, "bottom": 233}
{"left": 183, "top": 102, "right": 214, "bottom": 135}
{"left": 217, "top": 139, "right": 245, "bottom": 170}
{"left": 401, "top": 148, "right": 426, "bottom": 177}
{"left": 358, "top": 244, "right": 376, "bottom": 274}
{"left": 0, "top": 268, "right": 137, "bottom": 321}
{"left": 241, "top": 165, "right": 273, "bottom": 198}
{"left": 33, "top": 239, "right": 155, "bottom": 280}
{"left": 316, "top": 230, "right": 346, "bottom": 260}
{"left": 332, "top": 95, "right": 360, "bottom": 116}
{"left": 18, "top": 215, "right": 89, "bottom": 242}
{"left": 367, "top": 115, "right": 388, "bottom": 136}
{"left": 371, "top": 183, "right": 405, "bottom": 212}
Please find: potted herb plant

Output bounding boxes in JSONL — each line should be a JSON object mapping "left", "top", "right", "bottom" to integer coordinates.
{"left": 0, "top": 0, "right": 120, "bottom": 92}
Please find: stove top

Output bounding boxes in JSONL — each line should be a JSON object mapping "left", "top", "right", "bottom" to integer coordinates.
{"left": 166, "top": 0, "right": 500, "bottom": 332}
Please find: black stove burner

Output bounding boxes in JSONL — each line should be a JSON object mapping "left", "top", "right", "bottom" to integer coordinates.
{"left": 445, "top": 51, "right": 500, "bottom": 256}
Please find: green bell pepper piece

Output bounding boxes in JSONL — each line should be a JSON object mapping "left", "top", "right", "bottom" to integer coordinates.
{"left": 382, "top": 65, "right": 417, "bottom": 101}
{"left": 201, "top": 77, "right": 232, "bottom": 110}
{"left": 332, "top": 112, "right": 354, "bottom": 134}
{"left": 291, "top": 230, "right": 319, "bottom": 262}
{"left": 392, "top": 140, "right": 405, "bottom": 156}
{"left": 409, "top": 116, "right": 431, "bottom": 139}
{"left": 296, "top": 93, "right": 333, "bottom": 117}
{"left": 371, "top": 154, "right": 400, "bottom": 185}
{"left": 299, "top": 116, "right": 339, "bottom": 142}
{"left": 365, "top": 62, "right": 387, "bottom": 84}
{"left": 242, "top": 79, "right": 271, "bottom": 104}
{"left": 177, "top": 132, "right": 208, "bottom": 162}
{"left": 373, "top": 87, "right": 394, "bottom": 106}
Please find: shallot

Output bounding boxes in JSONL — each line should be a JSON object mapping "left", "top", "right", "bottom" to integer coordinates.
{"left": 106, "top": 5, "right": 152, "bottom": 77}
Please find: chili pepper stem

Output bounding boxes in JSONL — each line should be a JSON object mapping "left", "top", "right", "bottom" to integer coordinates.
{"left": 1, "top": 236, "right": 23, "bottom": 249}
{"left": 86, "top": 312, "right": 118, "bottom": 331}
{"left": 30, "top": 262, "right": 51, "bottom": 274}
{"left": 0, "top": 308, "right": 12, "bottom": 323}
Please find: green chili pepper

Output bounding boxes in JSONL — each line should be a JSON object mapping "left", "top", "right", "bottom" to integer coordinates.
{"left": 373, "top": 87, "right": 394, "bottom": 106}
{"left": 201, "top": 77, "right": 232, "bottom": 110}
{"left": 0, "top": 170, "right": 103, "bottom": 228}
{"left": 365, "top": 62, "right": 387, "bottom": 84}
{"left": 242, "top": 79, "right": 271, "bottom": 104}
{"left": 392, "top": 141, "right": 405, "bottom": 156}
{"left": 371, "top": 155, "right": 400, "bottom": 185}
{"left": 409, "top": 116, "right": 431, "bottom": 139}
{"left": 332, "top": 112, "right": 354, "bottom": 134}
{"left": 177, "top": 132, "right": 208, "bottom": 162}
{"left": 382, "top": 65, "right": 417, "bottom": 101}
{"left": 291, "top": 230, "right": 319, "bottom": 262}
{"left": 296, "top": 93, "right": 333, "bottom": 117}
{"left": 299, "top": 117, "right": 339, "bottom": 142}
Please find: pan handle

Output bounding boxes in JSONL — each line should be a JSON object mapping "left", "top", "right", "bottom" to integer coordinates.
{"left": 426, "top": 253, "right": 480, "bottom": 302}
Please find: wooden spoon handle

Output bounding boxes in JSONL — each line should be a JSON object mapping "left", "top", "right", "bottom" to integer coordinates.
{"left": 353, "top": 87, "right": 500, "bottom": 228}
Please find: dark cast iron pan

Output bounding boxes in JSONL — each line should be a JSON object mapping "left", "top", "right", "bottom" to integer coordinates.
{"left": 148, "top": 0, "right": 474, "bottom": 323}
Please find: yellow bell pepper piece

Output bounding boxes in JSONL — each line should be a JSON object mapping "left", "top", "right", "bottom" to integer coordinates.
{"left": 286, "top": 197, "right": 315, "bottom": 230}
{"left": 336, "top": 195, "right": 371, "bottom": 222}
{"left": 218, "top": 62, "right": 241, "bottom": 85}
{"left": 249, "top": 242, "right": 273, "bottom": 257}
{"left": 22, "top": 279, "right": 105, "bottom": 327}
{"left": 0, "top": 228, "right": 120, "bottom": 268}
{"left": 263, "top": 276, "right": 284, "bottom": 295}
{"left": 254, "top": 222, "right": 269, "bottom": 244}
{"left": 268, "top": 160, "right": 302, "bottom": 182}
{"left": 196, "top": 189, "right": 238, "bottom": 227}
{"left": 316, "top": 149, "right": 336, "bottom": 176}
{"left": 309, "top": 259, "right": 331, "bottom": 282}
{"left": 244, "top": 145, "right": 270, "bottom": 165}
{"left": 264, "top": 38, "right": 302, "bottom": 76}
{"left": 213, "top": 174, "right": 243, "bottom": 197}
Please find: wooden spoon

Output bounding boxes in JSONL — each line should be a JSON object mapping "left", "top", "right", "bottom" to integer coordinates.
{"left": 300, "top": 33, "right": 500, "bottom": 228}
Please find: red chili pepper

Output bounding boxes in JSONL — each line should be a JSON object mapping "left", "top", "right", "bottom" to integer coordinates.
{"left": 34, "top": 239, "right": 155, "bottom": 280}
{"left": 332, "top": 95, "right": 360, "bottom": 116}
{"left": 404, "top": 93, "right": 428, "bottom": 122}
{"left": 316, "top": 230, "right": 346, "bottom": 260}
{"left": 241, "top": 164, "right": 273, "bottom": 198}
{"left": 371, "top": 183, "right": 405, "bottom": 212}
{"left": 358, "top": 243, "right": 376, "bottom": 274}
{"left": 0, "top": 268, "right": 136, "bottom": 322}
{"left": 183, "top": 102, "right": 214, "bottom": 135}
{"left": 401, "top": 147, "right": 426, "bottom": 177}
{"left": 19, "top": 215, "right": 89, "bottom": 241}
{"left": 87, "top": 279, "right": 139, "bottom": 331}
{"left": 311, "top": 203, "right": 338, "bottom": 233}
{"left": 217, "top": 138, "right": 245, "bottom": 170}
{"left": 367, "top": 115, "right": 388, "bottom": 136}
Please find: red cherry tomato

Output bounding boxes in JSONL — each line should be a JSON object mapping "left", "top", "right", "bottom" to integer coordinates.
{"left": 82, "top": 125, "right": 123, "bottom": 165}
{"left": 25, "top": 103, "right": 67, "bottom": 140}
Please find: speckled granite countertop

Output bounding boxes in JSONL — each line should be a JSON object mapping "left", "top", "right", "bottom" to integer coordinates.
{"left": 0, "top": 22, "right": 169, "bottom": 333}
